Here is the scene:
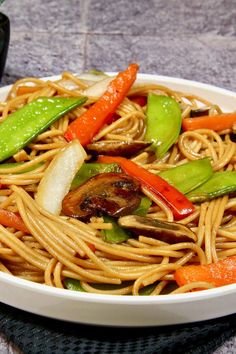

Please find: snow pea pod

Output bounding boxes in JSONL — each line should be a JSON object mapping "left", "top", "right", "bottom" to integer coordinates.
{"left": 100, "top": 198, "right": 151, "bottom": 244}
{"left": 187, "top": 171, "right": 236, "bottom": 202}
{"left": 145, "top": 93, "right": 181, "bottom": 157}
{"left": 0, "top": 161, "right": 43, "bottom": 173}
{"left": 71, "top": 162, "right": 121, "bottom": 189}
{"left": 64, "top": 278, "right": 156, "bottom": 295}
{"left": 101, "top": 216, "right": 131, "bottom": 244}
{"left": 159, "top": 158, "right": 213, "bottom": 194}
{"left": 133, "top": 196, "right": 152, "bottom": 216}
{"left": 0, "top": 96, "right": 87, "bottom": 162}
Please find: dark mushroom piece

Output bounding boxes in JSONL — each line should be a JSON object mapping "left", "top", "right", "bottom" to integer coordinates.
{"left": 62, "top": 172, "right": 141, "bottom": 220}
{"left": 118, "top": 215, "right": 197, "bottom": 244}
{"left": 190, "top": 107, "right": 210, "bottom": 118}
{"left": 86, "top": 140, "right": 152, "bottom": 157}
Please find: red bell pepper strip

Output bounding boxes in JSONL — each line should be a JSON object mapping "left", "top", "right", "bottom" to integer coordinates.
{"left": 98, "top": 156, "right": 195, "bottom": 220}
{"left": 0, "top": 208, "right": 29, "bottom": 233}
{"left": 130, "top": 95, "right": 147, "bottom": 107}
{"left": 64, "top": 63, "right": 139, "bottom": 146}
{"left": 175, "top": 256, "right": 236, "bottom": 288}
{"left": 182, "top": 112, "right": 236, "bottom": 132}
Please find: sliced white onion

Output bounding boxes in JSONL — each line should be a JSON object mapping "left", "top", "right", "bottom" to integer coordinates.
{"left": 83, "top": 77, "right": 113, "bottom": 98}
{"left": 59, "top": 79, "right": 79, "bottom": 90}
{"left": 77, "top": 72, "right": 109, "bottom": 83}
{"left": 36, "top": 140, "right": 87, "bottom": 215}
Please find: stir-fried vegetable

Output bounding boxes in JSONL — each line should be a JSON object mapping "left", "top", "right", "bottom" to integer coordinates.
{"left": 133, "top": 196, "right": 152, "bottom": 216}
{"left": 36, "top": 140, "right": 87, "bottom": 215}
{"left": 159, "top": 158, "right": 213, "bottom": 194}
{"left": 71, "top": 162, "right": 121, "bottom": 189}
{"left": 182, "top": 112, "right": 236, "bottom": 131}
{"left": 187, "top": 171, "right": 236, "bottom": 202}
{"left": 145, "top": 93, "right": 182, "bottom": 157}
{"left": 98, "top": 156, "right": 195, "bottom": 220}
{"left": 64, "top": 278, "right": 86, "bottom": 292}
{"left": 0, "top": 161, "right": 43, "bottom": 173}
{"left": 16, "top": 85, "right": 43, "bottom": 96}
{"left": 82, "top": 77, "right": 113, "bottom": 98}
{"left": 0, "top": 209, "right": 28, "bottom": 233}
{"left": 190, "top": 107, "right": 210, "bottom": 117}
{"left": 86, "top": 140, "right": 151, "bottom": 157}
{"left": 130, "top": 95, "right": 147, "bottom": 107}
{"left": 64, "top": 63, "right": 139, "bottom": 146}
{"left": 62, "top": 172, "right": 141, "bottom": 219}
{"left": 174, "top": 256, "right": 236, "bottom": 288}
{"left": 64, "top": 278, "right": 156, "bottom": 295}
{"left": 118, "top": 215, "right": 197, "bottom": 243}
{"left": 0, "top": 96, "right": 86, "bottom": 162}
{"left": 101, "top": 216, "right": 131, "bottom": 243}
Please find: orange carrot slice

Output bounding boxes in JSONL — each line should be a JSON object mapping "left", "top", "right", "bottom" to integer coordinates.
{"left": 64, "top": 63, "right": 139, "bottom": 146}
{"left": 174, "top": 256, "right": 236, "bottom": 288}
{"left": 182, "top": 113, "right": 236, "bottom": 132}
{"left": 17, "top": 86, "right": 42, "bottom": 96}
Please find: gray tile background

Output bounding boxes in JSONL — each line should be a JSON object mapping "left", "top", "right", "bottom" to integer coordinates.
{"left": 0, "top": 0, "right": 236, "bottom": 352}
{"left": 1, "top": 0, "right": 236, "bottom": 91}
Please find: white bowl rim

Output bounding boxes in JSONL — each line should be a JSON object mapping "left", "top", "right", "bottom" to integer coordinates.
{"left": 0, "top": 72, "right": 236, "bottom": 308}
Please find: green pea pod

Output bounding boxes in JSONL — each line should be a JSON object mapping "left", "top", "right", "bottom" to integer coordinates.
{"left": 64, "top": 277, "right": 156, "bottom": 295}
{"left": 187, "top": 171, "right": 236, "bottom": 202}
{"left": 145, "top": 93, "right": 181, "bottom": 157}
{"left": 64, "top": 278, "right": 86, "bottom": 292}
{"left": 101, "top": 216, "right": 131, "bottom": 244}
{"left": 0, "top": 161, "right": 43, "bottom": 174}
{"left": 71, "top": 162, "right": 121, "bottom": 189}
{"left": 133, "top": 196, "right": 152, "bottom": 216}
{"left": 64, "top": 278, "right": 133, "bottom": 293}
{"left": 0, "top": 96, "right": 87, "bottom": 162}
{"left": 159, "top": 158, "right": 213, "bottom": 194}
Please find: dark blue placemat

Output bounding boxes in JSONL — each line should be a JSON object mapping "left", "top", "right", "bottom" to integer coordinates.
{"left": 0, "top": 302, "right": 235, "bottom": 354}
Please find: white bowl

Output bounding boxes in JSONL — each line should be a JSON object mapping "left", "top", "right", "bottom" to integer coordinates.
{"left": 0, "top": 74, "right": 236, "bottom": 327}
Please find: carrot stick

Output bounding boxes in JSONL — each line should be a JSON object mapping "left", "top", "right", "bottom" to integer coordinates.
{"left": 174, "top": 256, "right": 236, "bottom": 288}
{"left": 182, "top": 112, "right": 236, "bottom": 132}
{"left": 17, "top": 86, "right": 42, "bottom": 96}
{"left": 64, "top": 63, "right": 139, "bottom": 146}
{"left": 0, "top": 208, "right": 29, "bottom": 233}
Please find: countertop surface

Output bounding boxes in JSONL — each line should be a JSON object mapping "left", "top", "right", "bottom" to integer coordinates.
{"left": 0, "top": 0, "right": 236, "bottom": 353}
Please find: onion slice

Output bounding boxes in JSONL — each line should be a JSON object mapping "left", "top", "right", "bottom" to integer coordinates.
{"left": 36, "top": 140, "right": 87, "bottom": 215}
{"left": 83, "top": 77, "right": 113, "bottom": 98}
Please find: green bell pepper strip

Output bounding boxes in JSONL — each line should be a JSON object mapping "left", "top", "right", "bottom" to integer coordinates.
{"left": 70, "top": 162, "right": 121, "bottom": 189}
{"left": 145, "top": 93, "right": 182, "bottom": 157}
{"left": 0, "top": 96, "right": 87, "bottom": 162}
{"left": 101, "top": 216, "right": 132, "bottom": 244}
{"left": 187, "top": 171, "right": 236, "bottom": 202}
{"left": 159, "top": 158, "right": 213, "bottom": 194}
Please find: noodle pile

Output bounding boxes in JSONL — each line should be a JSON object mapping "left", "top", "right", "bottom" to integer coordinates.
{"left": 0, "top": 72, "right": 235, "bottom": 295}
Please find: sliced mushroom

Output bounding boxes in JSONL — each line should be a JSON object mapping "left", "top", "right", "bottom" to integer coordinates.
{"left": 190, "top": 107, "right": 210, "bottom": 118}
{"left": 62, "top": 172, "right": 141, "bottom": 220}
{"left": 118, "top": 215, "right": 197, "bottom": 243}
{"left": 86, "top": 140, "right": 152, "bottom": 157}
